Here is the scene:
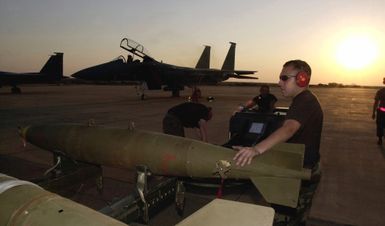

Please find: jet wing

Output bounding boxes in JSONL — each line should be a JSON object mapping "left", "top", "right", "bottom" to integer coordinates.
{"left": 233, "top": 70, "right": 258, "bottom": 75}
{"left": 232, "top": 75, "right": 258, "bottom": 79}
{"left": 230, "top": 71, "right": 258, "bottom": 79}
{"left": 224, "top": 70, "right": 258, "bottom": 80}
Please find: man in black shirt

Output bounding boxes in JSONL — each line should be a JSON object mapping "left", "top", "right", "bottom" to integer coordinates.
{"left": 233, "top": 60, "right": 323, "bottom": 225}
{"left": 233, "top": 60, "right": 323, "bottom": 168}
{"left": 241, "top": 85, "right": 278, "bottom": 113}
{"left": 163, "top": 102, "right": 212, "bottom": 142}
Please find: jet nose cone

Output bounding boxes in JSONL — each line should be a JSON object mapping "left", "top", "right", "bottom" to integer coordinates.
{"left": 71, "top": 71, "right": 82, "bottom": 79}
{"left": 71, "top": 69, "right": 89, "bottom": 79}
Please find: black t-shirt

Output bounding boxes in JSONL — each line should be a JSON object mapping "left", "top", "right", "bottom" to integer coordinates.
{"left": 252, "top": 93, "right": 278, "bottom": 113}
{"left": 286, "top": 90, "right": 323, "bottom": 168}
{"left": 168, "top": 102, "right": 210, "bottom": 128}
{"left": 375, "top": 88, "right": 385, "bottom": 108}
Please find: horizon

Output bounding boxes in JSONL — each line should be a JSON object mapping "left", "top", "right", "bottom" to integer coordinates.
{"left": 0, "top": 1, "right": 384, "bottom": 86}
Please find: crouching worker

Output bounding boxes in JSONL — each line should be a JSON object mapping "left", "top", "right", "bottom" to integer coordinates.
{"left": 233, "top": 60, "right": 323, "bottom": 225}
{"left": 163, "top": 102, "right": 213, "bottom": 142}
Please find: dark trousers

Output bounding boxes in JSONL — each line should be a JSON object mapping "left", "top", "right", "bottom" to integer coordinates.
{"left": 376, "top": 109, "right": 385, "bottom": 138}
{"left": 273, "top": 163, "right": 321, "bottom": 225}
{"left": 162, "top": 113, "right": 184, "bottom": 137}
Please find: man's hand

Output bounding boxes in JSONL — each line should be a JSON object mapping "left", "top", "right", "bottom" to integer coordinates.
{"left": 232, "top": 119, "right": 300, "bottom": 167}
{"left": 232, "top": 146, "right": 261, "bottom": 167}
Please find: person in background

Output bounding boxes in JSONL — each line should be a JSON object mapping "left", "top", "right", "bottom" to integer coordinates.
{"left": 372, "top": 77, "right": 385, "bottom": 145}
{"left": 190, "top": 86, "right": 202, "bottom": 102}
{"left": 163, "top": 102, "right": 212, "bottom": 142}
{"left": 237, "top": 85, "right": 278, "bottom": 113}
{"left": 233, "top": 60, "right": 323, "bottom": 225}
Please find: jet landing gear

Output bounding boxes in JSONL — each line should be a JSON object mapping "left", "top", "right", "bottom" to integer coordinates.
{"left": 135, "top": 82, "right": 148, "bottom": 100}
{"left": 164, "top": 86, "right": 183, "bottom": 98}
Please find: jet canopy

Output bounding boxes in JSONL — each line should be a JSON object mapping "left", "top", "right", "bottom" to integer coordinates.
{"left": 120, "top": 38, "right": 155, "bottom": 62}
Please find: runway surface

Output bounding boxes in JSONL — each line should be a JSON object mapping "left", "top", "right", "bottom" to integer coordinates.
{"left": 1, "top": 84, "right": 384, "bottom": 226}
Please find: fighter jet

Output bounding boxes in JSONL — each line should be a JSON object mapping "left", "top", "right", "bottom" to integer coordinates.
{"left": 0, "top": 52, "right": 64, "bottom": 93}
{"left": 71, "top": 38, "right": 257, "bottom": 98}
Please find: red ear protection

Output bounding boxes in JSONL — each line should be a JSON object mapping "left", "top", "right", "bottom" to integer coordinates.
{"left": 296, "top": 71, "right": 310, "bottom": 87}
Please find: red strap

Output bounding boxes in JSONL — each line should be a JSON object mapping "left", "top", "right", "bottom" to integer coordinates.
{"left": 216, "top": 178, "right": 224, "bottom": 198}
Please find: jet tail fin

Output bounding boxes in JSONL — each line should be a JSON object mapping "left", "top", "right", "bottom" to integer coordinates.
{"left": 221, "top": 42, "right": 236, "bottom": 70}
{"left": 40, "top": 52, "right": 63, "bottom": 81}
{"left": 250, "top": 176, "right": 301, "bottom": 208}
{"left": 195, "top": 45, "right": 211, "bottom": 69}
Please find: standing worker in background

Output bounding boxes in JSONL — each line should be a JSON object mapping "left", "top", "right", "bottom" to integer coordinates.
{"left": 233, "top": 60, "right": 323, "bottom": 225}
{"left": 372, "top": 77, "right": 385, "bottom": 145}
{"left": 238, "top": 84, "right": 278, "bottom": 113}
{"left": 163, "top": 102, "right": 213, "bottom": 142}
{"left": 190, "top": 86, "right": 202, "bottom": 103}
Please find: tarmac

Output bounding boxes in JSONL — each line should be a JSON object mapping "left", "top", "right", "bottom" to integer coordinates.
{"left": 0, "top": 84, "right": 384, "bottom": 226}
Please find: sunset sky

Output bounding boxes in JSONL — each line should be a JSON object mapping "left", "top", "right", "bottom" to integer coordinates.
{"left": 1, "top": 0, "right": 384, "bottom": 86}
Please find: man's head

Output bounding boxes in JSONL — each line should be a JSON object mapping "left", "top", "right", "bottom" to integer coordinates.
{"left": 278, "top": 60, "right": 311, "bottom": 97}
{"left": 259, "top": 84, "right": 270, "bottom": 96}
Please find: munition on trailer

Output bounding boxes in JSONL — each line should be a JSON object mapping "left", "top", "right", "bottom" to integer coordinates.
{"left": 19, "top": 124, "right": 310, "bottom": 208}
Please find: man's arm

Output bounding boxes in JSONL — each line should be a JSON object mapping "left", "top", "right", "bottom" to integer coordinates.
{"left": 197, "top": 119, "right": 208, "bottom": 142}
{"left": 373, "top": 98, "right": 379, "bottom": 120}
{"left": 270, "top": 101, "right": 276, "bottom": 111}
{"left": 245, "top": 99, "right": 257, "bottom": 109}
{"left": 233, "top": 119, "right": 301, "bottom": 166}
{"left": 269, "top": 98, "right": 277, "bottom": 112}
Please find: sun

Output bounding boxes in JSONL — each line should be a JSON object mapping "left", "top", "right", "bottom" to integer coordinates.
{"left": 335, "top": 34, "right": 379, "bottom": 70}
